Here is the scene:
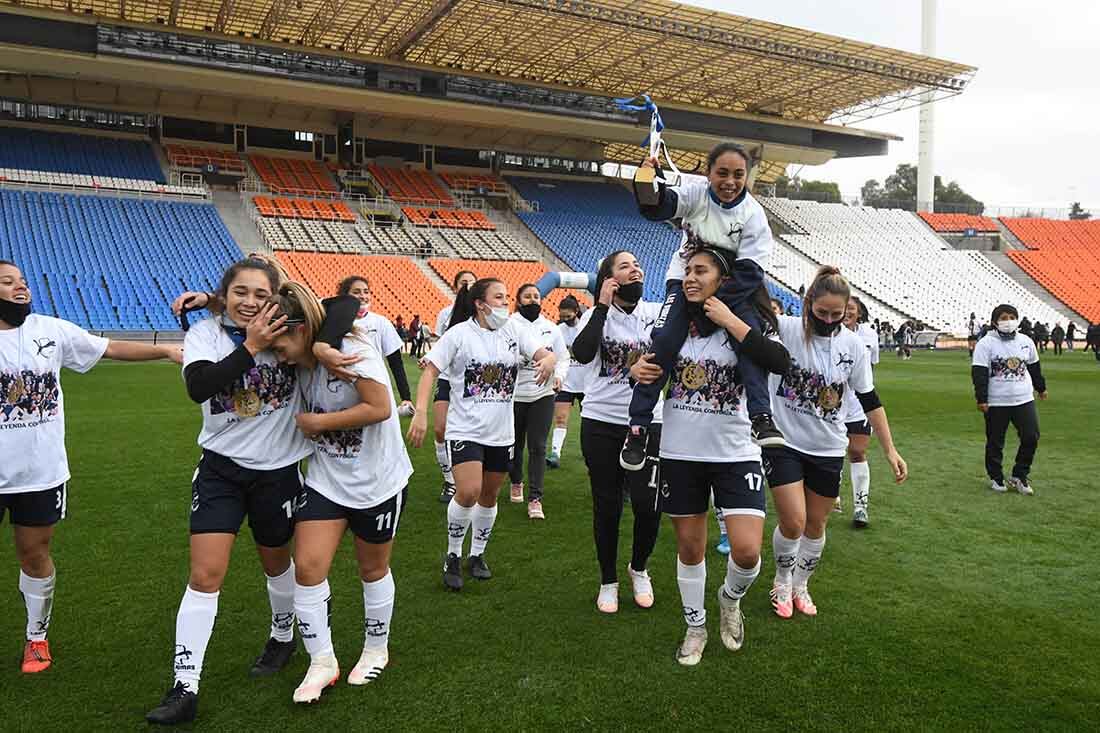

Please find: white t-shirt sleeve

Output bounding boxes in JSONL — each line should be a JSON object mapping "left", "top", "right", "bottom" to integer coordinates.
{"left": 550, "top": 322, "right": 569, "bottom": 382}
{"left": 673, "top": 177, "right": 707, "bottom": 221}
{"left": 735, "top": 202, "right": 772, "bottom": 270}
{"left": 1025, "top": 337, "right": 1039, "bottom": 364}
{"left": 435, "top": 307, "right": 451, "bottom": 335}
{"left": 425, "top": 327, "right": 459, "bottom": 374}
{"left": 56, "top": 319, "right": 109, "bottom": 373}
{"left": 183, "top": 319, "right": 224, "bottom": 369}
{"left": 971, "top": 337, "right": 991, "bottom": 368}
{"left": 512, "top": 320, "right": 542, "bottom": 360}
{"left": 848, "top": 343, "right": 874, "bottom": 396}
{"left": 376, "top": 319, "right": 403, "bottom": 356}
{"left": 348, "top": 340, "right": 390, "bottom": 386}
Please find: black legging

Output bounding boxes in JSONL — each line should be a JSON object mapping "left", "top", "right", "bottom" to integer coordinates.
{"left": 1052, "top": 340, "right": 1063, "bottom": 355}
{"left": 509, "top": 395, "right": 555, "bottom": 501}
{"left": 581, "top": 418, "right": 661, "bottom": 585}
{"left": 984, "top": 401, "right": 1040, "bottom": 483}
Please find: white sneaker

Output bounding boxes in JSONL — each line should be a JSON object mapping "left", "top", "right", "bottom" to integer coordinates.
{"left": 627, "top": 564, "right": 654, "bottom": 609}
{"left": 991, "top": 480, "right": 1007, "bottom": 493}
{"left": 347, "top": 647, "right": 388, "bottom": 686}
{"left": 676, "top": 625, "right": 708, "bottom": 666}
{"left": 717, "top": 588, "right": 745, "bottom": 652}
{"left": 292, "top": 654, "right": 339, "bottom": 703}
{"left": 597, "top": 582, "right": 619, "bottom": 613}
{"left": 1007, "top": 477, "right": 1034, "bottom": 495}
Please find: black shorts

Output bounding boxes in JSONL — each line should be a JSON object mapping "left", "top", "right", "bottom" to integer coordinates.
{"left": 845, "top": 419, "right": 872, "bottom": 436}
{"left": 762, "top": 446, "right": 844, "bottom": 499}
{"left": 434, "top": 378, "right": 451, "bottom": 403}
{"left": 295, "top": 485, "right": 408, "bottom": 544}
{"left": 449, "top": 440, "right": 513, "bottom": 473}
{"left": 190, "top": 450, "right": 302, "bottom": 548}
{"left": 554, "top": 390, "right": 584, "bottom": 405}
{"left": 659, "top": 459, "right": 766, "bottom": 518}
{"left": 0, "top": 484, "right": 66, "bottom": 527}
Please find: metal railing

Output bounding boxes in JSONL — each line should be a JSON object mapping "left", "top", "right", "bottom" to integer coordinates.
{"left": 0, "top": 177, "right": 211, "bottom": 202}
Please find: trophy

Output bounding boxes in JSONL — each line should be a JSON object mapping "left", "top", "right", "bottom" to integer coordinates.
{"left": 615, "top": 94, "right": 681, "bottom": 207}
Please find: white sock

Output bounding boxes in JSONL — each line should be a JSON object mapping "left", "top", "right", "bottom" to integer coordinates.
{"left": 266, "top": 562, "right": 296, "bottom": 642}
{"left": 173, "top": 586, "right": 219, "bottom": 692}
{"left": 435, "top": 440, "right": 454, "bottom": 486}
{"left": 294, "top": 580, "right": 333, "bottom": 659}
{"left": 469, "top": 503, "right": 499, "bottom": 556}
{"left": 447, "top": 500, "right": 474, "bottom": 556}
{"left": 551, "top": 427, "right": 567, "bottom": 455}
{"left": 851, "top": 461, "right": 870, "bottom": 511}
{"left": 19, "top": 570, "right": 55, "bottom": 641}
{"left": 362, "top": 571, "right": 395, "bottom": 651}
{"left": 721, "top": 557, "right": 761, "bottom": 601}
{"left": 793, "top": 534, "right": 826, "bottom": 589}
{"left": 676, "top": 557, "right": 707, "bottom": 627}
{"left": 772, "top": 526, "right": 801, "bottom": 585}
{"left": 715, "top": 506, "right": 726, "bottom": 536}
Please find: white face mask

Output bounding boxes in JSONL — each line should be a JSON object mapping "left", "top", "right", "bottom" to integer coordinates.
{"left": 996, "top": 319, "right": 1019, "bottom": 334}
{"left": 483, "top": 305, "right": 510, "bottom": 330}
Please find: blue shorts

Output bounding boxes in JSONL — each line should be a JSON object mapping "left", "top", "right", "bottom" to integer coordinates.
{"left": 762, "top": 446, "right": 844, "bottom": 499}
{"left": 449, "top": 441, "right": 513, "bottom": 473}
{"left": 0, "top": 484, "right": 66, "bottom": 527}
{"left": 659, "top": 459, "right": 765, "bottom": 518}
{"left": 434, "top": 378, "right": 451, "bottom": 403}
{"left": 189, "top": 450, "right": 301, "bottom": 548}
{"left": 295, "top": 485, "right": 408, "bottom": 544}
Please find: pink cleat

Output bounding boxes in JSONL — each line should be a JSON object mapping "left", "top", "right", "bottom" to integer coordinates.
{"left": 510, "top": 483, "right": 524, "bottom": 503}
{"left": 627, "top": 564, "right": 654, "bottom": 609}
{"left": 770, "top": 581, "right": 793, "bottom": 619}
{"left": 793, "top": 586, "right": 818, "bottom": 616}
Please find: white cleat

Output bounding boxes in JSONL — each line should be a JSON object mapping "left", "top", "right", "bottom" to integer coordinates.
{"left": 990, "top": 480, "right": 1007, "bottom": 493}
{"left": 627, "top": 564, "right": 654, "bottom": 609}
{"left": 1007, "top": 477, "right": 1034, "bottom": 496}
{"left": 347, "top": 647, "right": 389, "bottom": 686}
{"left": 717, "top": 588, "right": 745, "bottom": 652}
{"left": 293, "top": 654, "right": 339, "bottom": 704}
{"left": 596, "top": 582, "right": 619, "bottom": 614}
{"left": 676, "top": 625, "right": 708, "bottom": 666}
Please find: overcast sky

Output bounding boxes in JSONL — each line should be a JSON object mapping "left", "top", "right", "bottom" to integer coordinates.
{"left": 680, "top": 0, "right": 1099, "bottom": 211}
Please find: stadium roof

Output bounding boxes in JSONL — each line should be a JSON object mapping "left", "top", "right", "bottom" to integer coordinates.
{"left": 0, "top": 0, "right": 975, "bottom": 126}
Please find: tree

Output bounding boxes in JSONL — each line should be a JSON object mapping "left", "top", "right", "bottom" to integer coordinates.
{"left": 1069, "top": 202, "right": 1092, "bottom": 220}
{"left": 860, "top": 163, "right": 984, "bottom": 213}
{"left": 861, "top": 179, "right": 885, "bottom": 206}
{"left": 774, "top": 174, "right": 841, "bottom": 202}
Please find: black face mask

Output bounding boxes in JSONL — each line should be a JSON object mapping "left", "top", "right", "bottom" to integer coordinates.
{"left": 810, "top": 311, "right": 842, "bottom": 337}
{"left": 559, "top": 316, "right": 577, "bottom": 326}
{"left": 617, "top": 281, "right": 644, "bottom": 304}
{"left": 518, "top": 303, "right": 541, "bottom": 322}
{"left": 0, "top": 298, "right": 31, "bottom": 327}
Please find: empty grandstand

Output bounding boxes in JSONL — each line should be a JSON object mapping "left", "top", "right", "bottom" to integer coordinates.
{"left": 1002, "top": 218, "right": 1100, "bottom": 322}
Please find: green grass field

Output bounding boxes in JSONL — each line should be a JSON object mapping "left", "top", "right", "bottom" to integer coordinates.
{"left": 2, "top": 349, "right": 1098, "bottom": 731}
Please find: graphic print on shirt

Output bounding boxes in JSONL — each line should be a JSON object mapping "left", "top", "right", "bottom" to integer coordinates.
{"left": 462, "top": 360, "right": 518, "bottom": 402}
{"left": 209, "top": 363, "right": 297, "bottom": 418}
{"left": 599, "top": 337, "right": 650, "bottom": 384}
{"left": 304, "top": 374, "right": 364, "bottom": 458}
{"left": 775, "top": 357, "right": 848, "bottom": 421}
{"left": 0, "top": 370, "right": 59, "bottom": 426}
{"left": 990, "top": 355, "right": 1028, "bottom": 380}
{"left": 668, "top": 356, "right": 744, "bottom": 416}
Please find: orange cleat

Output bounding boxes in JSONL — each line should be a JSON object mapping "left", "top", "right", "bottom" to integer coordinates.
{"left": 22, "top": 639, "right": 52, "bottom": 673}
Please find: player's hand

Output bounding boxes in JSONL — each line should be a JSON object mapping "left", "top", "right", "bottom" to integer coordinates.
{"left": 552, "top": 376, "right": 562, "bottom": 392}
{"left": 172, "top": 291, "right": 210, "bottom": 316}
{"left": 886, "top": 450, "right": 908, "bottom": 484}
{"left": 398, "top": 400, "right": 415, "bottom": 417}
{"left": 639, "top": 156, "right": 659, "bottom": 170}
{"left": 160, "top": 344, "right": 184, "bottom": 365}
{"left": 244, "top": 304, "right": 286, "bottom": 355}
{"left": 702, "top": 296, "right": 738, "bottom": 330}
{"left": 407, "top": 412, "right": 428, "bottom": 448}
{"left": 313, "top": 343, "right": 361, "bottom": 381}
{"left": 598, "top": 278, "right": 619, "bottom": 307}
{"left": 630, "top": 353, "right": 663, "bottom": 385}
{"left": 295, "top": 413, "right": 325, "bottom": 439}
{"left": 977, "top": 403, "right": 989, "bottom": 413}
{"left": 533, "top": 353, "right": 557, "bottom": 385}
{"left": 1038, "top": 391, "right": 1048, "bottom": 400}
{"left": 418, "top": 356, "right": 430, "bottom": 369}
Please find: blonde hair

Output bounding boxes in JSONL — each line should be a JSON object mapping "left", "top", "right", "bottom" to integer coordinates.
{"left": 802, "top": 265, "right": 850, "bottom": 342}
{"left": 269, "top": 281, "right": 326, "bottom": 344}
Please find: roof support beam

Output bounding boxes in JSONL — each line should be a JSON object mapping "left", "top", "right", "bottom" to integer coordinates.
{"left": 168, "top": 0, "right": 181, "bottom": 26}
{"left": 299, "top": 0, "right": 354, "bottom": 46}
{"left": 341, "top": 0, "right": 407, "bottom": 54}
{"left": 258, "top": 0, "right": 290, "bottom": 41}
{"left": 214, "top": 0, "right": 236, "bottom": 34}
{"left": 384, "top": 0, "right": 460, "bottom": 58}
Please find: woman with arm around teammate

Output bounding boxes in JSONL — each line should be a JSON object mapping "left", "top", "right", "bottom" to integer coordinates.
{"left": 0, "top": 260, "right": 181, "bottom": 675}
{"left": 765, "top": 267, "right": 907, "bottom": 619}
{"left": 336, "top": 275, "right": 414, "bottom": 416}
{"left": 407, "top": 278, "right": 556, "bottom": 590}
{"left": 430, "top": 270, "right": 476, "bottom": 503}
{"left": 265, "top": 284, "right": 413, "bottom": 703}
{"left": 507, "top": 284, "right": 569, "bottom": 519}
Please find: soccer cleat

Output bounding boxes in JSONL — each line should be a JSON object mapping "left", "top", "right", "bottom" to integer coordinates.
{"left": 619, "top": 427, "right": 648, "bottom": 471}
{"left": 676, "top": 626, "right": 708, "bottom": 666}
{"left": 527, "top": 499, "right": 545, "bottom": 520}
{"left": 990, "top": 479, "right": 1007, "bottom": 493}
{"left": 597, "top": 583, "right": 619, "bottom": 614}
{"left": 347, "top": 648, "right": 388, "bottom": 686}
{"left": 770, "top": 581, "right": 793, "bottom": 619}
{"left": 852, "top": 507, "right": 869, "bottom": 528}
{"left": 627, "top": 564, "right": 654, "bottom": 609}
{"left": 438, "top": 482, "right": 456, "bottom": 504}
{"left": 793, "top": 586, "right": 818, "bottom": 616}
{"left": 146, "top": 681, "right": 198, "bottom": 725}
{"left": 715, "top": 533, "right": 730, "bottom": 555}
{"left": 750, "top": 414, "right": 786, "bottom": 448}
{"left": 443, "top": 553, "right": 463, "bottom": 591}
{"left": 546, "top": 451, "right": 561, "bottom": 469}
{"left": 292, "top": 655, "right": 339, "bottom": 704}
{"left": 510, "top": 482, "right": 524, "bottom": 503}
{"left": 1008, "top": 477, "right": 1034, "bottom": 495}
{"left": 717, "top": 588, "right": 745, "bottom": 652}
{"left": 468, "top": 554, "right": 492, "bottom": 580}
{"left": 21, "top": 639, "right": 51, "bottom": 674}
{"left": 833, "top": 496, "right": 843, "bottom": 513}
{"left": 250, "top": 637, "right": 296, "bottom": 677}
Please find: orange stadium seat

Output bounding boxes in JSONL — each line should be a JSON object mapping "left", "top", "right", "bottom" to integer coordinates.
{"left": 428, "top": 258, "right": 591, "bottom": 320}
{"left": 438, "top": 172, "right": 508, "bottom": 195}
{"left": 401, "top": 207, "right": 496, "bottom": 231}
{"left": 918, "top": 212, "right": 999, "bottom": 233}
{"left": 1000, "top": 217, "right": 1100, "bottom": 322}
{"left": 251, "top": 155, "right": 338, "bottom": 194}
{"left": 368, "top": 165, "right": 454, "bottom": 206}
{"left": 164, "top": 144, "right": 246, "bottom": 174}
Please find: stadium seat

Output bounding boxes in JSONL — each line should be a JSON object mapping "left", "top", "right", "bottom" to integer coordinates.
{"left": 1001, "top": 217, "right": 1100, "bottom": 322}
{"left": 0, "top": 127, "right": 165, "bottom": 183}
{"left": 250, "top": 155, "right": 338, "bottom": 194}
{"left": 164, "top": 144, "right": 246, "bottom": 175}
{"left": 918, "top": 212, "right": 999, "bottom": 233}
{"left": 428, "top": 258, "right": 591, "bottom": 320}
{"left": 438, "top": 171, "right": 509, "bottom": 195}
{"left": 368, "top": 165, "right": 454, "bottom": 206}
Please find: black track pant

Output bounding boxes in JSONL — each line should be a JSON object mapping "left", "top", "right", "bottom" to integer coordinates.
{"left": 509, "top": 395, "right": 555, "bottom": 501}
{"left": 984, "top": 401, "right": 1040, "bottom": 483}
{"left": 581, "top": 418, "right": 661, "bottom": 585}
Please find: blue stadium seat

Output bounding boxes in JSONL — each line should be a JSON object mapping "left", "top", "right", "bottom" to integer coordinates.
{"left": 0, "top": 127, "right": 165, "bottom": 183}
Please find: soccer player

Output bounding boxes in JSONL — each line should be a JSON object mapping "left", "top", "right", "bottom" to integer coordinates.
{"left": 548, "top": 295, "right": 585, "bottom": 468}
{"left": 972, "top": 304, "right": 1047, "bottom": 495}
{"left": 336, "top": 275, "right": 414, "bottom": 415}
{"left": 630, "top": 247, "right": 790, "bottom": 664}
{"left": 264, "top": 283, "right": 413, "bottom": 703}
{"left": 507, "top": 284, "right": 568, "bottom": 519}
{"left": 407, "top": 278, "right": 555, "bottom": 590}
{"left": 840, "top": 296, "right": 880, "bottom": 527}
{"left": 147, "top": 258, "right": 356, "bottom": 725}
{"left": 765, "top": 267, "right": 908, "bottom": 619}
{"left": 0, "top": 260, "right": 182, "bottom": 674}
{"left": 431, "top": 270, "right": 476, "bottom": 503}
{"left": 569, "top": 250, "right": 663, "bottom": 614}
{"left": 620, "top": 142, "right": 783, "bottom": 475}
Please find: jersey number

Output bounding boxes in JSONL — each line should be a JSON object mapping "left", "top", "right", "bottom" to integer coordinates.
{"left": 647, "top": 464, "right": 659, "bottom": 490}
{"left": 376, "top": 512, "right": 393, "bottom": 532}
{"left": 282, "top": 500, "right": 294, "bottom": 519}
{"left": 745, "top": 472, "right": 764, "bottom": 492}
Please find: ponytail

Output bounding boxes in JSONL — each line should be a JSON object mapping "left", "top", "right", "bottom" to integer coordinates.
{"left": 268, "top": 281, "right": 326, "bottom": 345}
{"left": 448, "top": 277, "right": 502, "bottom": 331}
{"left": 802, "top": 265, "right": 850, "bottom": 342}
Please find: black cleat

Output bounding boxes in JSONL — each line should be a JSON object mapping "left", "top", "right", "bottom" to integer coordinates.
{"left": 438, "top": 482, "right": 456, "bottom": 503}
{"left": 750, "top": 414, "right": 786, "bottom": 448}
{"left": 468, "top": 554, "right": 492, "bottom": 580}
{"left": 619, "top": 427, "right": 648, "bottom": 471}
{"left": 443, "top": 552, "right": 464, "bottom": 591}
{"left": 146, "top": 681, "right": 198, "bottom": 725}
{"left": 249, "top": 637, "right": 296, "bottom": 678}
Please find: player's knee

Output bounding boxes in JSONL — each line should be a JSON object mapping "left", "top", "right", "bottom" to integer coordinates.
{"left": 15, "top": 541, "right": 52, "bottom": 576}
{"left": 188, "top": 565, "right": 226, "bottom": 593}
{"left": 358, "top": 557, "right": 390, "bottom": 583}
{"left": 848, "top": 449, "right": 867, "bottom": 463}
{"left": 778, "top": 515, "right": 805, "bottom": 539}
{"left": 433, "top": 424, "right": 446, "bottom": 443}
{"left": 677, "top": 544, "right": 705, "bottom": 566}
{"left": 804, "top": 514, "right": 828, "bottom": 538}
{"left": 730, "top": 546, "right": 760, "bottom": 570}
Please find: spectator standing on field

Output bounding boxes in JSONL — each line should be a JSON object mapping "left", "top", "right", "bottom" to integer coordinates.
{"left": 1051, "top": 323, "right": 1065, "bottom": 355}
{"left": 1066, "top": 322, "right": 1076, "bottom": 351}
